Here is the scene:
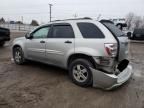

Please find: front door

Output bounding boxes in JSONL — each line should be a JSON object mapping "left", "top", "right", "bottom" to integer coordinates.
{"left": 26, "top": 26, "right": 51, "bottom": 61}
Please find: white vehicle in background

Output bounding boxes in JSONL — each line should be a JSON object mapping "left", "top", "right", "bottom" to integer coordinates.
{"left": 109, "top": 18, "right": 132, "bottom": 38}
{"left": 110, "top": 18, "right": 127, "bottom": 30}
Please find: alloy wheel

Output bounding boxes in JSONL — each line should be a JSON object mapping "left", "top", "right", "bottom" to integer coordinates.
{"left": 72, "top": 64, "right": 88, "bottom": 83}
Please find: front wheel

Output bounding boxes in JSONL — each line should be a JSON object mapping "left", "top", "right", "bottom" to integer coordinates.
{"left": 13, "top": 47, "right": 25, "bottom": 65}
{"left": 68, "top": 59, "right": 93, "bottom": 87}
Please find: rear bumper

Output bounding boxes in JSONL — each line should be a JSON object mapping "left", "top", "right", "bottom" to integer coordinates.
{"left": 90, "top": 65, "right": 133, "bottom": 90}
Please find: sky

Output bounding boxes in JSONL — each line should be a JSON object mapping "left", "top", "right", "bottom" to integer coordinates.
{"left": 0, "top": 0, "right": 143, "bottom": 24}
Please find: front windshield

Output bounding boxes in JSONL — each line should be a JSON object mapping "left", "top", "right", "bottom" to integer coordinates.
{"left": 102, "top": 22, "right": 125, "bottom": 37}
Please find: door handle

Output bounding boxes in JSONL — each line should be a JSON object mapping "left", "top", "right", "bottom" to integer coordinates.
{"left": 65, "top": 40, "right": 72, "bottom": 44}
{"left": 40, "top": 40, "right": 45, "bottom": 43}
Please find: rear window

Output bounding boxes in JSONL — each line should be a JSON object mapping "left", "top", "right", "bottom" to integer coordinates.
{"left": 102, "top": 22, "right": 125, "bottom": 37}
{"left": 77, "top": 22, "right": 105, "bottom": 38}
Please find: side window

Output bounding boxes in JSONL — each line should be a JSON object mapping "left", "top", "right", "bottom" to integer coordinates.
{"left": 32, "top": 26, "right": 50, "bottom": 39}
{"left": 77, "top": 23, "right": 105, "bottom": 38}
{"left": 51, "top": 25, "right": 74, "bottom": 38}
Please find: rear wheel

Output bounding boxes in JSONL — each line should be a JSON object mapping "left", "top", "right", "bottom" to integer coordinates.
{"left": 68, "top": 59, "right": 93, "bottom": 87}
{"left": 0, "top": 41, "right": 5, "bottom": 47}
{"left": 13, "top": 47, "right": 25, "bottom": 65}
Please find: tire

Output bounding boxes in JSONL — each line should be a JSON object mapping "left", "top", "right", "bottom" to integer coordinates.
{"left": 13, "top": 47, "right": 25, "bottom": 65}
{"left": 68, "top": 59, "right": 93, "bottom": 87}
{"left": 0, "top": 41, "right": 5, "bottom": 47}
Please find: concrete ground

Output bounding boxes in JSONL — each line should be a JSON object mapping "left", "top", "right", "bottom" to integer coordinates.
{"left": 0, "top": 32, "right": 144, "bottom": 108}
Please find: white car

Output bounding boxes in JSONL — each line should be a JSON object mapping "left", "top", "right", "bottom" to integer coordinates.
{"left": 12, "top": 18, "right": 132, "bottom": 90}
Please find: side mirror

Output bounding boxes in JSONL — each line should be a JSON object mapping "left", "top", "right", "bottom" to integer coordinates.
{"left": 127, "top": 32, "right": 131, "bottom": 38}
{"left": 25, "top": 33, "right": 33, "bottom": 39}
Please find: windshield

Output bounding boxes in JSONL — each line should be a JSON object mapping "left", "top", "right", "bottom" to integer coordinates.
{"left": 102, "top": 22, "right": 125, "bottom": 37}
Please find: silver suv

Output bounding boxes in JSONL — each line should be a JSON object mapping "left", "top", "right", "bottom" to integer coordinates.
{"left": 12, "top": 18, "right": 132, "bottom": 90}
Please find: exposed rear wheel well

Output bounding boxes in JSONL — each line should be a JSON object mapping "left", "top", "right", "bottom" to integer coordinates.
{"left": 67, "top": 54, "right": 96, "bottom": 69}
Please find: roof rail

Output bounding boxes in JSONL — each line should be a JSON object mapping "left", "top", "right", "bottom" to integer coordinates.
{"left": 51, "top": 17, "right": 92, "bottom": 22}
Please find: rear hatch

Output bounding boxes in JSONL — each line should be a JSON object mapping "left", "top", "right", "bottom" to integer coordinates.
{"left": 101, "top": 22, "right": 129, "bottom": 61}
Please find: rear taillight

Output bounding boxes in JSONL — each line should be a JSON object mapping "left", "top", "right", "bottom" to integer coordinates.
{"left": 104, "top": 43, "right": 117, "bottom": 57}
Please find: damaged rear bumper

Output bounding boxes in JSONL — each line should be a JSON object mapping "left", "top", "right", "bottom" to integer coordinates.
{"left": 90, "top": 65, "right": 133, "bottom": 90}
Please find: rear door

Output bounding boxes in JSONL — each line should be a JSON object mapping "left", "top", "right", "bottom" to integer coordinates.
{"left": 45, "top": 23, "right": 75, "bottom": 67}
{"left": 102, "top": 22, "right": 129, "bottom": 61}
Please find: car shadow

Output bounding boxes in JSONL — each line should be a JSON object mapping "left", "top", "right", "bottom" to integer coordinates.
{"left": 23, "top": 60, "right": 68, "bottom": 76}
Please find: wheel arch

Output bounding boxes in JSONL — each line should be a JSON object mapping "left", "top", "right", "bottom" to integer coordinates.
{"left": 67, "top": 53, "right": 96, "bottom": 69}
{"left": 12, "top": 44, "right": 25, "bottom": 57}
{"left": 12, "top": 44, "right": 23, "bottom": 52}
{"left": 13, "top": 44, "right": 21, "bottom": 49}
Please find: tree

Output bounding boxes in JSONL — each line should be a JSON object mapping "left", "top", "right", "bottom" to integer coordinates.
{"left": 0, "top": 17, "right": 5, "bottom": 24}
{"left": 141, "top": 17, "right": 144, "bottom": 29}
{"left": 15, "top": 21, "right": 23, "bottom": 24}
{"left": 30, "top": 20, "right": 39, "bottom": 26}
{"left": 134, "top": 16, "right": 142, "bottom": 29}
{"left": 126, "top": 12, "right": 135, "bottom": 30}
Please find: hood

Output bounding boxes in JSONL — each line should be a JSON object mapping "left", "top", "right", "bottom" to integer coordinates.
{"left": 13, "top": 37, "right": 25, "bottom": 44}
{"left": 14, "top": 37, "right": 25, "bottom": 41}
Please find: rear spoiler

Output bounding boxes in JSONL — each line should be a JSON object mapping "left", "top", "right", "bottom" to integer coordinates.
{"left": 100, "top": 20, "right": 114, "bottom": 24}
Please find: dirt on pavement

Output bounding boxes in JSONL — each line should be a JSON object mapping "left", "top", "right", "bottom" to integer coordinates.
{"left": 0, "top": 31, "right": 144, "bottom": 108}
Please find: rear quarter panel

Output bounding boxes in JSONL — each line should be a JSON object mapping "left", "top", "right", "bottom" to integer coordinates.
{"left": 74, "top": 21, "right": 117, "bottom": 57}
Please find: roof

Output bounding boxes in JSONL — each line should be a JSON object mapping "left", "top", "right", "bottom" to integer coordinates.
{"left": 51, "top": 17, "right": 92, "bottom": 22}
